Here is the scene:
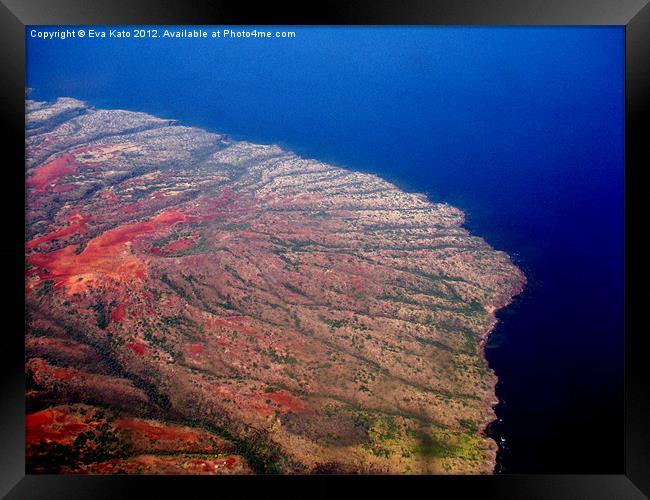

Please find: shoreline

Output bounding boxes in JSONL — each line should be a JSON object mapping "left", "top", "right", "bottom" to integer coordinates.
{"left": 479, "top": 276, "right": 527, "bottom": 474}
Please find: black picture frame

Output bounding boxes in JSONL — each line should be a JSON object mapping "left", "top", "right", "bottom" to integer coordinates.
{"left": 2, "top": 1, "right": 648, "bottom": 498}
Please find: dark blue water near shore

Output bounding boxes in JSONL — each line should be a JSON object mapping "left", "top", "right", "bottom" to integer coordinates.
{"left": 27, "top": 26, "right": 624, "bottom": 472}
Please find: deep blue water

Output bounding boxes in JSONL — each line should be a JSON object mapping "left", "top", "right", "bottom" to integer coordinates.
{"left": 26, "top": 26, "right": 624, "bottom": 473}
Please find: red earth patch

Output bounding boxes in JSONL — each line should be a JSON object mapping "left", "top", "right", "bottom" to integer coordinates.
{"left": 185, "top": 343, "right": 204, "bottom": 355}
{"left": 110, "top": 303, "right": 127, "bottom": 322}
{"left": 26, "top": 213, "right": 89, "bottom": 249}
{"left": 26, "top": 408, "right": 94, "bottom": 446}
{"left": 260, "top": 391, "right": 307, "bottom": 413}
{"left": 162, "top": 237, "right": 196, "bottom": 254}
{"left": 125, "top": 342, "right": 147, "bottom": 356}
{"left": 27, "top": 209, "right": 188, "bottom": 293}
{"left": 27, "top": 154, "right": 77, "bottom": 193}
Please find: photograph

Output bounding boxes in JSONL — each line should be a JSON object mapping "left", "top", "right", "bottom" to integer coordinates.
{"left": 22, "top": 24, "right": 627, "bottom": 477}
{"left": 1, "top": 0, "right": 648, "bottom": 494}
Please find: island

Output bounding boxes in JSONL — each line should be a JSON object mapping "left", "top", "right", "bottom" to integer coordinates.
{"left": 25, "top": 97, "right": 525, "bottom": 474}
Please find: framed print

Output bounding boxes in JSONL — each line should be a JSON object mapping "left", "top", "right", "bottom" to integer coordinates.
{"left": 1, "top": 0, "right": 648, "bottom": 498}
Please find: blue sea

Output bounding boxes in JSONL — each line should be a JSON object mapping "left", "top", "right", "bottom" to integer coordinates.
{"left": 26, "top": 26, "right": 624, "bottom": 473}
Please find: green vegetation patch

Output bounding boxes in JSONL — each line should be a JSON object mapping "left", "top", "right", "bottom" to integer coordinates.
{"left": 459, "top": 419, "right": 479, "bottom": 433}
{"left": 91, "top": 301, "right": 109, "bottom": 329}
{"left": 282, "top": 282, "right": 307, "bottom": 297}
{"left": 409, "top": 427, "right": 484, "bottom": 462}
{"left": 362, "top": 416, "right": 401, "bottom": 459}
{"left": 319, "top": 316, "right": 349, "bottom": 329}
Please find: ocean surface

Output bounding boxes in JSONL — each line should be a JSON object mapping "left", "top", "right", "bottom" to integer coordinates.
{"left": 26, "top": 26, "right": 624, "bottom": 473}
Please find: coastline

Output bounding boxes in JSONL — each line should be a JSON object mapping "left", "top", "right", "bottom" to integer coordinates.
{"left": 479, "top": 274, "right": 527, "bottom": 474}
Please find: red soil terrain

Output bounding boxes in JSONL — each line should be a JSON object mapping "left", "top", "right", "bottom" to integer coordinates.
{"left": 25, "top": 99, "right": 524, "bottom": 475}
{"left": 25, "top": 144, "right": 116, "bottom": 194}
{"left": 27, "top": 209, "right": 187, "bottom": 294}
{"left": 26, "top": 154, "right": 78, "bottom": 193}
{"left": 26, "top": 213, "right": 88, "bottom": 249}
{"left": 26, "top": 404, "right": 250, "bottom": 474}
